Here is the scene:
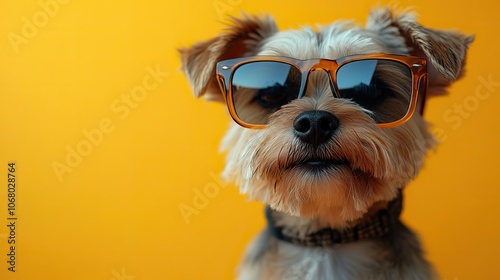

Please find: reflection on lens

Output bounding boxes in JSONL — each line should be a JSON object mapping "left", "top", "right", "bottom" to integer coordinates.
{"left": 231, "top": 61, "right": 301, "bottom": 125}
{"left": 337, "top": 60, "right": 412, "bottom": 123}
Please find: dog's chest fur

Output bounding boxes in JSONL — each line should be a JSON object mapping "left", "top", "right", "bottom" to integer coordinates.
{"left": 238, "top": 224, "right": 435, "bottom": 280}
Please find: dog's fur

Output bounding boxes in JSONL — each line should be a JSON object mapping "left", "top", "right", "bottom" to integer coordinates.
{"left": 180, "top": 8, "right": 472, "bottom": 279}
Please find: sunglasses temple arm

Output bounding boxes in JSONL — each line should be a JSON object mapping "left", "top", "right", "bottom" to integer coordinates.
{"left": 216, "top": 74, "right": 228, "bottom": 96}
{"left": 417, "top": 74, "right": 428, "bottom": 115}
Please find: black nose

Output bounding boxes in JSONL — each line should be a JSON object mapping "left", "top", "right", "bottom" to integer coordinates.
{"left": 293, "top": 110, "right": 339, "bottom": 147}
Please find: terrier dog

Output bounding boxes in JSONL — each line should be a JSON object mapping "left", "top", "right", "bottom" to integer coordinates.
{"left": 180, "top": 8, "right": 472, "bottom": 279}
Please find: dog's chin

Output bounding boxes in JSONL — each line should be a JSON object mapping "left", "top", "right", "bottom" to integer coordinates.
{"left": 253, "top": 155, "right": 391, "bottom": 227}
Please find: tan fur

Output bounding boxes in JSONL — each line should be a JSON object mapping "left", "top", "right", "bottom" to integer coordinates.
{"left": 366, "top": 8, "right": 474, "bottom": 91}
{"left": 180, "top": 8, "right": 472, "bottom": 280}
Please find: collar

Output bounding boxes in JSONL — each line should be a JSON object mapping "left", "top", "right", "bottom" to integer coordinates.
{"left": 265, "top": 193, "right": 403, "bottom": 247}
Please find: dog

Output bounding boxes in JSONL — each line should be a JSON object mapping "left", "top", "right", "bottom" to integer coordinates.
{"left": 180, "top": 7, "right": 472, "bottom": 279}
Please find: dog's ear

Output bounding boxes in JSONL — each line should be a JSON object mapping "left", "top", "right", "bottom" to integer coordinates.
{"left": 366, "top": 8, "right": 474, "bottom": 92}
{"left": 179, "top": 15, "right": 278, "bottom": 102}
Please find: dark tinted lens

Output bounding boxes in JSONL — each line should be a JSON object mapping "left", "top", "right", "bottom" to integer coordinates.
{"left": 231, "top": 61, "right": 301, "bottom": 125}
{"left": 337, "top": 60, "right": 412, "bottom": 123}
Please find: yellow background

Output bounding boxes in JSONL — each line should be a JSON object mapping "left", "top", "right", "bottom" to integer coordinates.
{"left": 0, "top": 0, "right": 498, "bottom": 279}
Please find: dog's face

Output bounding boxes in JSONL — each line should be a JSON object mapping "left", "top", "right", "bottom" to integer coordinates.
{"left": 180, "top": 8, "right": 472, "bottom": 228}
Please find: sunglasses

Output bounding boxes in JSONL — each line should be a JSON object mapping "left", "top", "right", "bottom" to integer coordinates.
{"left": 216, "top": 54, "right": 428, "bottom": 129}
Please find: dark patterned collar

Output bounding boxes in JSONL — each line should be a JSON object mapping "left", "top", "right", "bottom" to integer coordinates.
{"left": 265, "top": 193, "right": 403, "bottom": 247}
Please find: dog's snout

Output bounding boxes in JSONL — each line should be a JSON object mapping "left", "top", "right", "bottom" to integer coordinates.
{"left": 293, "top": 110, "right": 339, "bottom": 146}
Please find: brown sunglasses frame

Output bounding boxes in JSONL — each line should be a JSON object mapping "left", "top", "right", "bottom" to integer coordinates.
{"left": 216, "top": 54, "right": 428, "bottom": 129}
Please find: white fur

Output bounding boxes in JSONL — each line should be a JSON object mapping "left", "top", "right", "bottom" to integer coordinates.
{"left": 238, "top": 232, "right": 381, "bottom": 280}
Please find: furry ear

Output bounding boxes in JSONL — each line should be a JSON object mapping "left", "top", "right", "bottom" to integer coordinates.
{"left": 366, "top": 8, "right": 474, "bottom": 91}
{"left": 179, "top": 15, "right": 278, "bottom": 102}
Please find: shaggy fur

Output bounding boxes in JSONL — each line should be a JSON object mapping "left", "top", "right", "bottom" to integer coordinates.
{"left": 180, "top": 8, "right": 472, "bottom": 280}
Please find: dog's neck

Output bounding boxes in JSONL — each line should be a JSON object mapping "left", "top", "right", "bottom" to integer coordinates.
{"left": 265, "top": 193, "right": 403, "bottom": 247}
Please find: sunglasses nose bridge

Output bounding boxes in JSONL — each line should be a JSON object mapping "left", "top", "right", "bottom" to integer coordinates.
{"left": 318, "top": 60, "right": 341, "bottom": 98}
{"left": 299, "top": 64, "right": 340, "bottom": 98}
{"left": 296, "top": 60, "right": 319, "bottom": 98}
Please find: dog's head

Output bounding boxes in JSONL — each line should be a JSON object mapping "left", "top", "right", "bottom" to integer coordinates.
{"left": 180, "top": 8, "right": 472, "bottom": 228}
